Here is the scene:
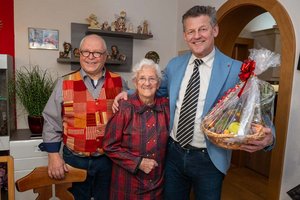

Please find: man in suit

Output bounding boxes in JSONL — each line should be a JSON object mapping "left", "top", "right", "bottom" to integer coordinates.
{"left": 161, "top": 5, "right": 274, "bottom": 200}
{"left": 113, "top": 5, "right": 274, "bottom": 200}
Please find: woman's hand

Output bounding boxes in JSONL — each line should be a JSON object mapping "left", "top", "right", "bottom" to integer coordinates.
{"left": 139, "top": 158, "right": 158, "bottom": 174}
{"left": 112, "top": 91, "right": 128, "bottom": 113}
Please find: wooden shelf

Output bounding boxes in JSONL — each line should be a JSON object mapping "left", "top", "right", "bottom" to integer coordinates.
{"left": 57, "top": 57, "right": 126, "bottom": 65}
{"left": 86, "top": 29, "right": 153, "bottom": 40}
{"left": 57, "top": 58, "right": 79, "bottom": 63}
{"left": 64, "top": 23, "right": 153, "bottom": 72}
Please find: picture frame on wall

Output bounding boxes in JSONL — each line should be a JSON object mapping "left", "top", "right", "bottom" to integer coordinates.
{"left": 28, "top": 27, "right": 59, "bottom": 50}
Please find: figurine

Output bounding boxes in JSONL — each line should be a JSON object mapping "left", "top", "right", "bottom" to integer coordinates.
{"left": 101, "top": 21, "right": 110, "bottom": 31}
{"left": 110, "top": 45, "right": 119, "bottom": 60}
{"left": 111, "top": 22, "right": 116, "bottom": 31}
{"left": 137, "top": 25, "right": 142, "bottom": 34}
{"left": 73, "top": 48, "right": 80, "bottom": 58}
{"left": 59, "top": 52, "right": 65, "bottom": 58}
{"left": 127, "top": 23, "right": 134, "bottom": 33}
{"left": 115, "top": 11, "right": 127, "bottom": 32}
{"left": 59, "top": 42, "right": 72, "bottom": 58}
{"left": 86, "top": 14, "right": 101, "bottom": 29}
{"left": 108, "top": 45, "right": 126, "bottom": 62}
{"left": 145, "top": 51, "right": 160, "bottom": 64}
{"left": 142, "top": 20, "right": 149, "bottom": 35}
{"left": 119, "top": 54, "right": 126, "bottom": 62}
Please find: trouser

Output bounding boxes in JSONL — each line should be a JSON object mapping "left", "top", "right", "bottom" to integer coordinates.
{"left": 164, "top": 138, "right": 225, "bottom": 200}
{"left": 63, "top": 146, "right": 112, "bottom": 200}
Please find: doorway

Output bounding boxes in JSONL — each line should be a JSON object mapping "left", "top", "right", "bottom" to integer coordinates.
{"left": 215, "top": 0, "right": 295, "bottom": 199}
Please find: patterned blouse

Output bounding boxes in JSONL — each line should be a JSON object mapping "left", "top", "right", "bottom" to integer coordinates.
{"left": 103, "top": 92, "right": 170, "bottom": 200}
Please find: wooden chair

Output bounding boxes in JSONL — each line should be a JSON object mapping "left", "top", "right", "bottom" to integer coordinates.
{"left": 15, "top": 164, "right": 87, "bottom": 200}
{"left": 0, "top": 156, "right": 15, "bottom": 200}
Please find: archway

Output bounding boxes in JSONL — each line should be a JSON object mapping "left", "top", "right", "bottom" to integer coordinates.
{"left": 216, "top": 0, "right": 295, "bottom": 199}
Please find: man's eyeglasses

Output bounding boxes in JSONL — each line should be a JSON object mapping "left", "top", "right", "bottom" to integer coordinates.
{"left": 80, "top": 50, "right": 107, "bottom": 58}
{"left": 137, "top": 77, "right": 159, "bottom": 84}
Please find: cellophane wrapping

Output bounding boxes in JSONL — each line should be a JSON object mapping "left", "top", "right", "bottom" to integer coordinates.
{"left": 201, "top": 48, "right": 280, "bottom": 149}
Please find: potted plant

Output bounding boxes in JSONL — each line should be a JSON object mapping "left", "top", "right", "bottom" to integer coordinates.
{"left": 9, "top": 65, "right": 56, "bottom": 135}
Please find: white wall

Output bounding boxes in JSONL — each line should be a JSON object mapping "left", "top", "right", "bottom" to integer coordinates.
{"left": 276, "top": 1, "right": 300, "bottom": 199}
{"left": 14, "top": 0, "right": 177, "bottom": 129}
{"left": 240, "top": 12, "right": 276, "bottom": 38}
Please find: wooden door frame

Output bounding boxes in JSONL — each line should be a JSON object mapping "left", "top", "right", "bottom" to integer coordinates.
{"left": 216, "top": 1, "right": 295, "bottom": 199}
{"left": 232, "top": 37, "right": 254, "bottom": 62}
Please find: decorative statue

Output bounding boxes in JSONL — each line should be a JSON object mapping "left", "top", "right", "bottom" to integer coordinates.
{"left": 108, "top": 45, "right": 126, "bottom": 62}
{"left": 127, "top": 23, "right": 134, "bottom": 33}
{"left": 137, "top": 25, "right": 142, "bottom": 34}
{"left": 145, "top": 51, "right": 160, "bottom": 64}
{"left": 102, "top": 21, "right": 110, "bottom": 31}
{"left": 119, "top": 54, "right": 126, "bottom": 62}
{"left": 115, "top": 11, "right": 127, "bottom": 32}
{"left": 59, "top": 42, "right": 72, "bottom": 58}
{"left": 73, "top": 48, "right": 80, "bottom": 58}
{"left": 111, "top": 22, "right": 116, "bottom": 31}
{"left": 110, "top": 45, "right": 119, "bottom": 60}
{"left": 142, "top": 20, "right": 149, "bottom": 35}
{"left": 86, "top": 14, "right": 101, "bottom": 29}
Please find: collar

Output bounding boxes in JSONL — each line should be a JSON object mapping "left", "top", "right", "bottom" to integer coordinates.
{"left": 189, "top": 47, "right": 215, "bottom": 68}
{"left": 80, "top": 67, "right": 106, "bottom": 81}
{"left": 130, "top": 93, "right": 163, "bottom": 114}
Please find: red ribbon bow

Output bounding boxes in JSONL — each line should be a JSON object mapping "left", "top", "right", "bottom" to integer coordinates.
{"left": 238, "top": 59, "right": 256, "bottom": 97}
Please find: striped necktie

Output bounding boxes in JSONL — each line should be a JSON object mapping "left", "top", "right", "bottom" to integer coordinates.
{"left": 176, "top": 58, "right": 203, "bottom": 147}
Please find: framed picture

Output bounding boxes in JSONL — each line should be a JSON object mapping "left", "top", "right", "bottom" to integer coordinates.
{"left": 28, "top": 27, "right": 59, "bottom": 50}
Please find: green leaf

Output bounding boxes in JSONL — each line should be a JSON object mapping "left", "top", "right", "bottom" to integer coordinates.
{"left": 9, "top": 65, "right": 57, "bottom": 116}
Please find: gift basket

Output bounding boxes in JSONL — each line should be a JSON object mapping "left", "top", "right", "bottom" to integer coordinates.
{"left": 201, "top": 48, "right": 280, "bottom": 150}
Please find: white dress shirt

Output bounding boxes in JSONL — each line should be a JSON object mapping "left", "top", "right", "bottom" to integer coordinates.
{"left": 170, "top": 48, "right": 215, "bottom": 148}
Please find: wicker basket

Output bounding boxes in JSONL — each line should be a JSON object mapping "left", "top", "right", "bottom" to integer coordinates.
{"left": 201, "top": 122, "right": 266, "bottom": 150}
{"left": 200, "top": 79, "right": 274, "bottom": 150}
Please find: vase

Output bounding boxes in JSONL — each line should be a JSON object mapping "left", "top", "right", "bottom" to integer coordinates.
{"left": 28, "top": 115, "right": 44, "bottom": 136}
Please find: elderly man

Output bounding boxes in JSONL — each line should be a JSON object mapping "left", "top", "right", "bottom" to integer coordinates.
{"left": 40, "top": 34, "right": 128, "bottom": 200}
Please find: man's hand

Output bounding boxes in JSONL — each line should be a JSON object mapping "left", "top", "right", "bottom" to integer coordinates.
{"left": 139, "top": 158, "right": 158, "bottom": 174}
{"left": 112, "top": 91, "right": 128, "bottom": 113}
{"left": 47, "top": 153, "right": 69, "bottom": 179}
{"left": 240, "top": 127, "right": 273, "bottom": 153}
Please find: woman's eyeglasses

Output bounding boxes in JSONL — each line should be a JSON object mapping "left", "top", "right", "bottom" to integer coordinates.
{"left": 137, "top": 77, "right": 158, "bottom": 84}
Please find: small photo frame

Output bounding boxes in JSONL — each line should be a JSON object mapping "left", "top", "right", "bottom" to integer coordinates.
{"left": 28, "top": 27, "right": 59, "bottom": 50}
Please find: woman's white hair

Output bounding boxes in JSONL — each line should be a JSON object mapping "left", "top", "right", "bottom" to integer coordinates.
{"left": 132, "top": 58, "right": 162, "bottom": 82}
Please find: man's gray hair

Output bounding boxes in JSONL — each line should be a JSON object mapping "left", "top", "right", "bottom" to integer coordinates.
{"left": 79, "top": 34, "right": 107, "bottom": 51}
{"left": 182, "top": 5, "right": 217, "bottom": 31}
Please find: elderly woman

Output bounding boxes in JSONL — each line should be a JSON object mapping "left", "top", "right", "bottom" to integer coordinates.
{"left": 103, "top": 58, "right": 170, "bottom": 200}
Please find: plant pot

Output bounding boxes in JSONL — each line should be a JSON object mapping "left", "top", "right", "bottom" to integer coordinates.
{"left": 28, "top": 115, "right": 44, "bottom": 135}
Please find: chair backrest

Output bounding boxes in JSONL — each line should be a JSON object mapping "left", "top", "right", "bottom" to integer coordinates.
{"left": 0, "top": 156, "right": 15, "bottom": 200}
{"left": 15, "top": 164, "right": 87, "bottom": 200}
